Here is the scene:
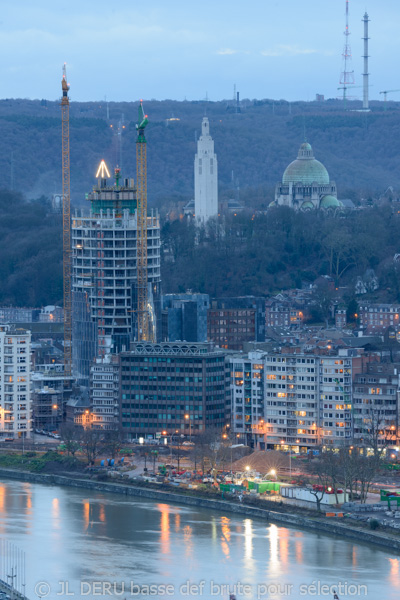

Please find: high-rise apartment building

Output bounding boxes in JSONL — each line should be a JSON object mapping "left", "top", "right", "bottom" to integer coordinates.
{"left": 0, "top": 325, "right": 31, "bottom": 439}
{"left": 72, "top": 171, "right": 161, "bottom": 385}
{"left": 194, "top": 118, "right": 218, "bottom": 223}
{"left": 229, "top": 348, "right": 372, "bottom": 450}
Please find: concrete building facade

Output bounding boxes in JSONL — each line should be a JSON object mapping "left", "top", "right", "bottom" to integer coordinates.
{"left": 208, "top": 297, "right": 265, "bottom": 350}
{"left": 0, "top": 325, "right": 31, "bottom": 439}
{"left": 119, "top": 342, "right": 228, "bottom": 438}
{"left": 229, "top": 348, "right": 377, "bottom": 451}
{"left": 90, "top": 356, "right": 120, "bottom": 430}
{"left": 359, "top": 303, "right": 400, "bottom": 334}
{"left": 72, "top": 173, "right": 161, "bottom": 385}
{"left": 194, "top": 118, "right": 218, "bottom": 223}
{"left": 353, "top": 363, "right": 400, "bottom": 447}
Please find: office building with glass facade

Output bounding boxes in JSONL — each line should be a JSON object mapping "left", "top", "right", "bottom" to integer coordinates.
{"left": 119, "top": 342, "right": 229, "bottom": 438}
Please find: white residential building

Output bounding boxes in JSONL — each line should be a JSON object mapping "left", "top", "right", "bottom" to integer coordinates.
{"left": 0, "top": 325, "right": 31, "bottom": 439}
{"left": 90, "top": 356, "right": 120, "bottom": 430}
{"left": 229, "top": 348, "right": 366, "bottom": 450}
{"left": 194, "top": 117, "right": 218, "bottom": 223}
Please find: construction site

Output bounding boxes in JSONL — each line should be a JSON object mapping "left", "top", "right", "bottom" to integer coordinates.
{"left": 61, "top": 68, "right": 161, "bottom": 388}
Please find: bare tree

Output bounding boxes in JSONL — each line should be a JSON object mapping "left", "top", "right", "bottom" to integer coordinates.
{"left": 60, "top": 422, "right": 80, "bottom": 457}
{"left": 78, "top": 428, "right": 104, "bottom": 465}
{"left": 173, "top": 440, "right": 186, "bottom": 472}
{"left": 320, "top": 450, "right": 342, "bottom": 504}
{"left": 360, "top": 408, "right": 396, "bottom": 458}
{"left": 356, "top": 454, "right": 381, "bottom": 504}
{"left": 103, "top": 426, "right": 124, "bottom": 459}
{"left": 340, "top": 448, "right": 359, "bottom": 501}
{"left": 306, "top": 455, "right": 331, "bottom": 512}
{"left": 201, "top": 428, "right": 230, "bottom": 483}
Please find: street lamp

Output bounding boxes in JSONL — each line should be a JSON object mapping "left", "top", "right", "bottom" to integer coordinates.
{"left": 281, "top": 439, "right": 292, "bottom": 478}
{"left": 184, "top": 414, "right": 192, "bottom": 442}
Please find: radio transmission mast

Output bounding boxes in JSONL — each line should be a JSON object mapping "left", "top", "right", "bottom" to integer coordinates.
{"left": 339, "top": 0, "right": 355, "bottom": 108}
{"left": 362, "top": 12, "right": 370, "bottom": 111}
{"left": 61, "top": 64, "right": 72, "bottom": 375}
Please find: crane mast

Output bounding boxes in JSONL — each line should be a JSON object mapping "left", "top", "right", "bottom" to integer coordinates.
{"left": 61, "top": 65, "right": 72, "bottom": 375}
{"left": 136, "top": 100, "right": 150, "bottom": 341}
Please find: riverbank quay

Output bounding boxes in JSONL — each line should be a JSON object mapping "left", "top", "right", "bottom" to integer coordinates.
{"left": 1, "top": 468, "right": 400, "bottom": 554}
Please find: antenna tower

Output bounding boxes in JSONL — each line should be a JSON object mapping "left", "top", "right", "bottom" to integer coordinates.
{"left": 61, "top": 64, "right": 72, "bottom": 376}
{"left": 339, "top": 0, "right": 355, "bottom": 108}
{"left": 362, "top": 12, "right": 370, "bottom": 110}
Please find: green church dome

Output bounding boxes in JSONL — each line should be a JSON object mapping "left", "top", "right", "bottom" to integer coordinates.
{"left": 320, "top": 195, "right": 341, "bottom": 209}
{"left": 282, "top": 142, "right": 330, "bottom": 186}
{"left": 300, "top": 201, "right": 314, "bottom": 211}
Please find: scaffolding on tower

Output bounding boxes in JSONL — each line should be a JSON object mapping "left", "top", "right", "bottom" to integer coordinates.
{"left": 61, "top": 64, "right": 72, "bottom": 375}
{"left": 136, "top": 101, "right": 152, "bottom": 341}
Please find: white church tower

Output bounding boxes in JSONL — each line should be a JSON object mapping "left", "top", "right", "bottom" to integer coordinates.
{"left": 194, "top": 117, "right": 218, "bottom": 223}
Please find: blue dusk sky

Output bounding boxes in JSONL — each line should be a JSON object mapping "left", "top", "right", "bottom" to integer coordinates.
{"left": 1, "top": 0, "right": 398, "bottom": 102}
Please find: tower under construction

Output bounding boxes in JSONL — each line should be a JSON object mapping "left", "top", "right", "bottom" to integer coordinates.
{"left": 71, "top": 165, "right": 161, "bottom": 386}
{"left": 339, "top": 0, "right": 355, "bottom": 108}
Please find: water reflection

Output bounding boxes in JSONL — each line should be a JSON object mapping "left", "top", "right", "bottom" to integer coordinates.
{"left": 159, "top": 504, "right": 170, "bottom": 555}
{"left": 220, "top": 517, "right": 231, "bottom": 559}
{"left": 243, "top": 519, "right": 254, "bottom": 574}
{"left": 0, "top": 480, "right": 398, "bottom": 600}
{"left": 389, "top": 558, "right": 400, "bottom": 588}
{"left": 52, "top": 497, "right": 60, "bottom": 535}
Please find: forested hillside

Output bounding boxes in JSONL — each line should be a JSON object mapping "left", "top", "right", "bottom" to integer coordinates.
{"left": 1, "top": 188, "right": 400, "bottom": 307}
{"left": 1, "top": 97, "right": 400, "bottom": 209}
{"left": 0, "top": 190, "right": 62, "bottom": 306}
{"left": 162, "top": 206, "right": 400, "bottom": 301}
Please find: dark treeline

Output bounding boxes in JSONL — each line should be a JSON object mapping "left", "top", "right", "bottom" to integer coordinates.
{"left": 162, "top": 206, "right": 400, "bottom": 300}
{"left": 1, "top": 188, "right": 400, "bottom": 308}
{"left": 0, "top": 190, "right": 62, "bottom": 306}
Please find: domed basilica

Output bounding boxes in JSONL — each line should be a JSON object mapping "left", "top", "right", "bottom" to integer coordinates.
{"left": 272, "top": 141, "right": 343, "bottom": 211}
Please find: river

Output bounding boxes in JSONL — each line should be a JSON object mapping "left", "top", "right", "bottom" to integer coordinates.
{"left": 0, "top": 480, "right": 399, "bottom": 599}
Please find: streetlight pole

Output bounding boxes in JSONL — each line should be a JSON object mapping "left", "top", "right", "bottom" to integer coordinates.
{"left": 184, "top": 414, "right": 191, "bottom": 442}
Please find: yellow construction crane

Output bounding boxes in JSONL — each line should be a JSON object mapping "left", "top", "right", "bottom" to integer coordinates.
{"left": 61, "top": 64, "right": 72, "bottom": 375}
{"left": 136, "top": 100, "right": 151, "bottom": 341}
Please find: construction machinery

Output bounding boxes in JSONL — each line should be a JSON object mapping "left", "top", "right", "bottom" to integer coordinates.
{"left": 379, "top": 89, "right": 400, "bottom": 111}
{"left": 136, "top": 101, "right": 151, "bottom": 341}
{"left": 61, "top": 65, "right": 72, "bottom": 375}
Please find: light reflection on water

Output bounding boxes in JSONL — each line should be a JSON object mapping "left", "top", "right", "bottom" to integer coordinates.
{"left": 0, "top": 480, "right": 399, "bottom": 600}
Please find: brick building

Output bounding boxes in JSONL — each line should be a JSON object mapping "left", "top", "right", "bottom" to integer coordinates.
{"left": 207, "top": 297, "right": 265, "bottom": 350}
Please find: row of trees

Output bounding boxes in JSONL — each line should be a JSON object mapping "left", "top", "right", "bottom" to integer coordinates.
{"left": 307, "top": 449, "right": 381, "bottom": 510}
{"left": 60, "top": 423, "right": 123, "bottom": 465}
